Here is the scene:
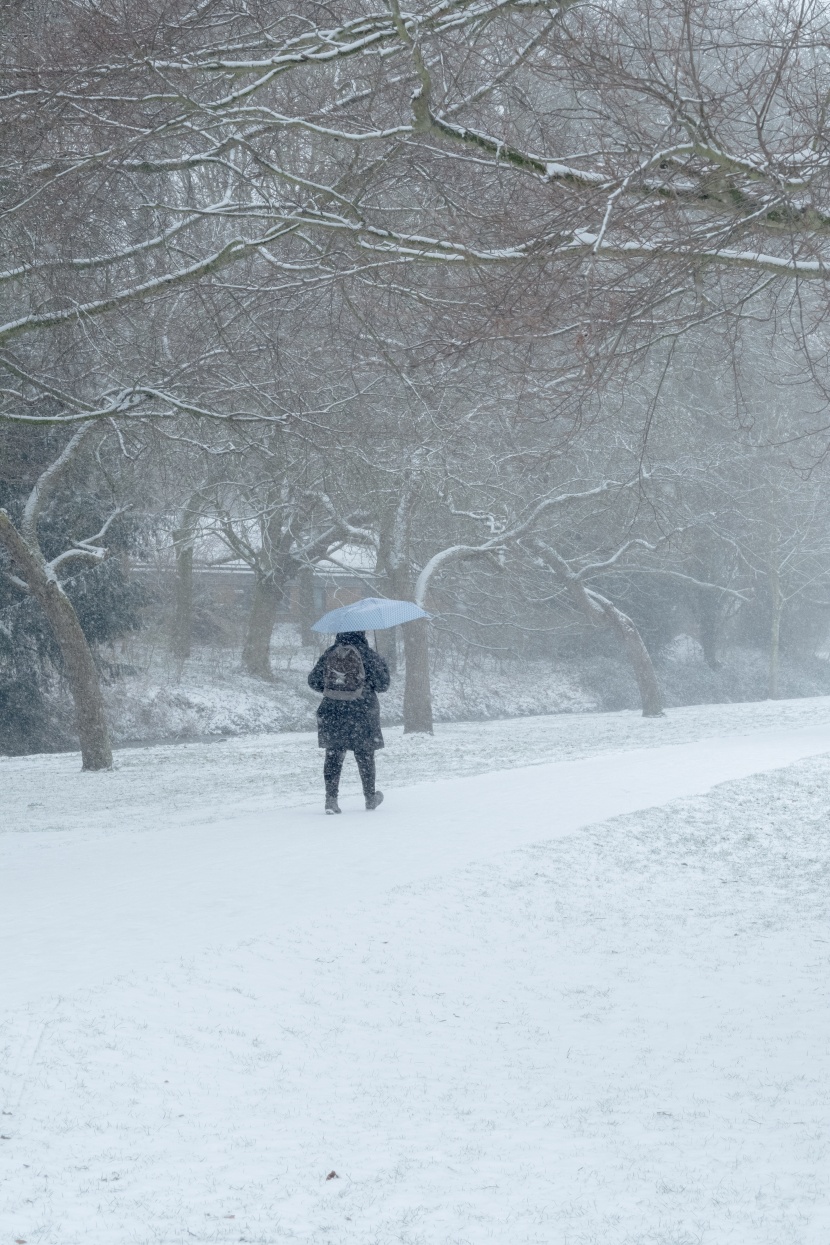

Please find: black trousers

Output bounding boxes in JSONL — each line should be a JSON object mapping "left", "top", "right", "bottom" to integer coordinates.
{"left": 324, "top": 747, "right": 375, "bottom": 799}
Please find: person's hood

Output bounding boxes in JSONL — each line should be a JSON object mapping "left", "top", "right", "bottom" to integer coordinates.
{"left": 335, "top": 630, "right": 368, "bottom": 647}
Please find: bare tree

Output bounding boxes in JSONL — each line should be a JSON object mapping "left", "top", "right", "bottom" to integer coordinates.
{"left": 6, "top": 0, "right": 830, "bottom": 756}
{"left": 5, "top": 0, "right": 830, "bottom": 445}
{"left": 208, "top": 447, "right": 373, "bottom": 679}
{"left": 0, "top": 424, "right": 120, "bottom": 768}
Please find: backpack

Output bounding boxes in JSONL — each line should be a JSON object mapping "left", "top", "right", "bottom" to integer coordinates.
{"left": 322, "top": 644, "right": 366, "bottom": 700}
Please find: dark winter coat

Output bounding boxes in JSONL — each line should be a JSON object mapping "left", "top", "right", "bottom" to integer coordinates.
{"left": 308, "top": 632, "right": 391, "bottom": 751}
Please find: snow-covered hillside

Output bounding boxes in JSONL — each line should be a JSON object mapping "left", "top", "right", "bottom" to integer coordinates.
{"left": 29, "top": 628, "right": 830, "bottom": 754}
{"left": 94, "top": 641, "right": 595, "bottom": 745}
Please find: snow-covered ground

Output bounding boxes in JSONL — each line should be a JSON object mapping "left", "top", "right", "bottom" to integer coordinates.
{"left": 11, "top": 693, "right": 830, "bottom": 837}
{"left": 4, "top": 698, "right": 830, "bottom": 1243}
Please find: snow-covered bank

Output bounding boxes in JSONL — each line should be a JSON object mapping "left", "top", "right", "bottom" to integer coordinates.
{"left": 18, "top": 625, "right": 830, "bottom": 755}
{"left": 94, "top": 645, "right": 594, "bottom": 745}
{"left": 4, "top": 700, "right": 830, "bottom": 1244}
{"left": 95, "top": 640, "right": 830, "bottom": 746}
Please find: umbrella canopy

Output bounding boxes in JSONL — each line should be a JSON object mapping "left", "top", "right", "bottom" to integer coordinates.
{"left": 311, "top": 597, "right": 429, "bottom": 634}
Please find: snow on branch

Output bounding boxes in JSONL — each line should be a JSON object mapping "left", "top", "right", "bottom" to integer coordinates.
{"left": 414, "top": 478, "right": 641, "bottom": 605}
{"left": 47, "top": 507, "right": 130, "bottom": 575}
{"left": 21, "top": 423, "right": 98, "bottom": 548}
{"left": 615, "top": 567, "right": 754, "bottom": 601}
{"left": 0, "top": 212, "right": 217, "bottom": 285}
{"left": 1, "top": 569, "right": 29, "bottom": 594}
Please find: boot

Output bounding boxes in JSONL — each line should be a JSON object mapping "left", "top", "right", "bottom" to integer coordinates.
{"left": 325, "top": 796, "right": 341, "bottom": 815}
{"left": 365, "top": 790, "right": 384, "bottom": 811}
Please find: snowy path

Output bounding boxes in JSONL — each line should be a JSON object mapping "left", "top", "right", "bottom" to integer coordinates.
{"left": 4, "top": 703, "right": 830, "bottom": 1245}
{"left": 8, "top": 692, "right": 830, "bottom": 839}
{"left": 4, "top": 723, "right": 830, "bottom": 1009}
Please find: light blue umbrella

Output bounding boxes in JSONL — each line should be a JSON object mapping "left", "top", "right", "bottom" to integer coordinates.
{"left": 311, "top": 596, "right": 429, "bottom": 633}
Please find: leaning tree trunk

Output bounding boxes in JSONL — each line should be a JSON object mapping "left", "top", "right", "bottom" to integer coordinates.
{"left": 241, "top": 575, "right": 283, "bottom": 679}
{"left": 170, "top": 527, "right": 194, "bottom": 662}
{"left": 39, "top": 580, "right": 113, "bottom": 769}
{"left": 402, "top": 617, "right": 434, "bottom": 734}
{"left": 0, "top": 512, "right": 112, "bottom": 769}
{"left": 592, "top": 593, "right": 664, "bottom": 717}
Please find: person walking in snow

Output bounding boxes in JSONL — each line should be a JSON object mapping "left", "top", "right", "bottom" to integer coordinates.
{"left": 308, "top": 630, "right": 390, "bottom": 814}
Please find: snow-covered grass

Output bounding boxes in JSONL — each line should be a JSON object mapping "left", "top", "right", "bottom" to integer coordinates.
{"left": 4, "top": 698, "right": 830, "bottom": 1244}
{"left": 658, "top": 637, "right": 830, "bottom": 708}
{"left": 86, "top": 631, "right": 830, "bottom": 750}
{"left": 91, "top": 635, "right": 594, "bottom": 746}
{"left": 27, "top": 623, "right": 830, "bottom": 754}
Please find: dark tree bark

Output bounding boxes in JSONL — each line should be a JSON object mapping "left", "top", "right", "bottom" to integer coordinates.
{"left": 0, "top": 511, "right": 113, "bottom": 769}
{"left": 376, "top": 624, "right": 398, "bottom": 675}
{"left": 589, "top": 590, "right": 664, "bottom": 717}
{"left": 241, "top": 575, "right": 284, "bottom": 679}
{"left": 402, "top": 617, "right": 434, "bottom": 734}
{"left": 171, "top": 527, "right": 194, "bottom": 661}
{"left": 389, "top": 563, "right": 433, "bottom": 733}
{"left": 296, "top": 566, "right": 316, "bottom": 647}
{"left": 377, "top": 481, "right": 433, "bottom": 732}
{"left": 378, "top": 477, "right": 434, "bottom": 731}
{"left": 698, "top": 599, "right": 722, "bottom": 671}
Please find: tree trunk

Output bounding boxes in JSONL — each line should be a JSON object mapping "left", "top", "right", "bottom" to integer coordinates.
{"left": 171, "top": 527, "right": 193, "bottom": 661}
{"left": 296, "top": 566, "right": 315, "bottom": 648}
{"left": 586, "top": 589, "right": 664, "bottom": 717}
{"left": 0, "top": 512, "right": 113, "bottom": 769}
{"left": 403, "top": 617, "right": 434, "bottom": 733}
{"left": 241, "top": 575, "right": 282, "bottom": 679}
{"left": 380, "top": 485, "right": 433, "bottom": 732}
{"left": 42, "top": 580, "right": 114, "bottom": 769}
{"left": 604, "top": 604, "right": 664, "bottom": 716}
{"left": 376, "top": 624, "right": 398, "bottom": 675}
{"left": 769, "top": 567, "right": 782, "bottom": 699}
{"left": 698, "top": 593, "right": 722, "bottom": 670}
